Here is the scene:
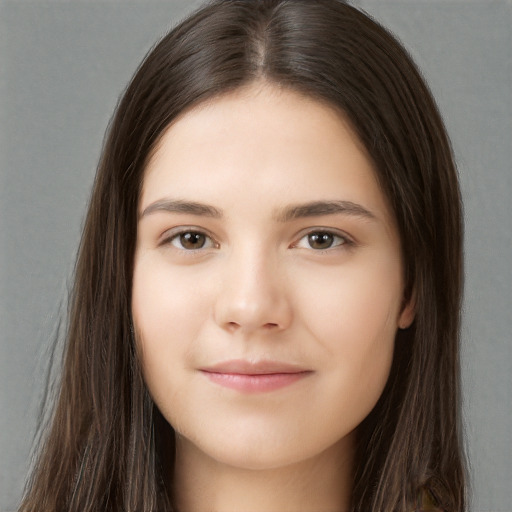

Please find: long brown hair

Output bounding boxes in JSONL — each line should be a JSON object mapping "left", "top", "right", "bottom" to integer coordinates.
{"left": 19, "top": 1, "right": 466, "bottom": 510}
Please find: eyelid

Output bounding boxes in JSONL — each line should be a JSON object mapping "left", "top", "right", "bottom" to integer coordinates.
{"left": 291, "top": 227, "right": 355, "bottom": 250}
{"left": 159, "top": 226, "right": 219, "bottom": 250}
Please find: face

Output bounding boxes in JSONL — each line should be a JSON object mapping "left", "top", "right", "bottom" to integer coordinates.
{"left": 132, "top": 82, "right": 414, "bottom": 471}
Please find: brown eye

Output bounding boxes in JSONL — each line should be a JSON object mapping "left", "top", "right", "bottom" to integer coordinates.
{"left": 167, "top": 230, "right": 215, "bottom": 250}
{"left": 294, "top": 230, "right": 350, "bottom": 251}
{"left": 178, "top": 232, "right": 206, "bottom": 249}
{"left": 308, "top": 232, "right": 335, "bottom": 250}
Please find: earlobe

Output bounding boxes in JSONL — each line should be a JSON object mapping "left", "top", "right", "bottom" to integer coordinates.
{"left": 398, "top": 292, "right": 416, "bottom": 329}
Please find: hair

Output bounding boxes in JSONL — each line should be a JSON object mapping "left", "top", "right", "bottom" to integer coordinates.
{"left": 19, "top": 1, "right": 466, "bottom": 511}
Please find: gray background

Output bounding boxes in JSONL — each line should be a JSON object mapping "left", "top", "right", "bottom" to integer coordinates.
{"left": 1, "top": 1, "right": 510, "bottom": 511}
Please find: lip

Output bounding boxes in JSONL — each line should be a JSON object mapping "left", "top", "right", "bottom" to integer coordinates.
{"left": 199, "top": 359, "right": 313, "bottom": 393}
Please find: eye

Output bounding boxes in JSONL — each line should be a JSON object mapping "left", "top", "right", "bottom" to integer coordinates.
{"left": 294, "top": 230, "right": 351, "bottom": 250}
{"left": 163, "top": 229, "right": 217, "bottom": 250}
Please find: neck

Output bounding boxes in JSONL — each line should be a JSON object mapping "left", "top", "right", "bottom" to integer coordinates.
{"left": 172, "top": 434, "right": 354, "bottom": 512}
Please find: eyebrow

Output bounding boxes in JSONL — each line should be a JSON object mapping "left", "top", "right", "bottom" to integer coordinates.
{"left": 139, "top": 198, "right": 376, "bottom": 222}
{"left": 140, "top": 199, "right": 223, "bottom": 220}
{"left": 273, "top": 200, "right": 377, "bottom": 222}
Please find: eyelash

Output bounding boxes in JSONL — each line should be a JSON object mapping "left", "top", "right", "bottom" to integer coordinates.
{"left": 160, "top": 228, "right": 354, "bottom": 253}
{"left": 160, "top": 228, "right": 219, "bottom": 252}
{"left": 292, "top": 229, "right": 354, "bottom": 252}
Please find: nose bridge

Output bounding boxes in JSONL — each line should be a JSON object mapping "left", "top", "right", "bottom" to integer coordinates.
{"left": 214, "top": 241, "right": 292, "bottom": 333}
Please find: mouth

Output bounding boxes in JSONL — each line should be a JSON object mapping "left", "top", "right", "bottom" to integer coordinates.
{"left": 199, "top": 359, "right": 313, "bottom": 393}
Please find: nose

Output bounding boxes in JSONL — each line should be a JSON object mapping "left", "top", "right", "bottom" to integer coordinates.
{"left": 213, "top": 248, "right": 293, "bottom": 335}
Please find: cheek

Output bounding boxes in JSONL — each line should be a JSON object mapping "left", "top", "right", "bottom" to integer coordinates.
{"left": 132, "top": 251, "right": 215, "bottom": 333}
{"left": 296, "top": 256, "right": 402, "bottom": 409}
{"left": 306, "top": 249, "right": 401, "bottom": 334}
{"left": 131, "top": 256, "right": 212, "bottom": 401}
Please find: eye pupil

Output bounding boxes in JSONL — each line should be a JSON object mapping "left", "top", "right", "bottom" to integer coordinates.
{"left": 308, "top": 232, "right": 334, "bottom": 249}
{"left": 180, "top": 232, "right": 206, "bottom": 249}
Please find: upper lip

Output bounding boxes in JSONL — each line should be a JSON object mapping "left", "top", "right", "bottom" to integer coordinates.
{"left": 200, "top": 359, "right": 311, "bottom": 375}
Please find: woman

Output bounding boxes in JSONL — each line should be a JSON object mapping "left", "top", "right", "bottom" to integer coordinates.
{"left": 19, "top": 0, "right": 466, "bottom": 510}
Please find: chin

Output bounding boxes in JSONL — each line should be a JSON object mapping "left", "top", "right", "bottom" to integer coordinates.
{"left": 208, "top": 446, "right": 307, "bottom": 471}
{"left": 183, "top": 424, "right": 350, "bottom": 472}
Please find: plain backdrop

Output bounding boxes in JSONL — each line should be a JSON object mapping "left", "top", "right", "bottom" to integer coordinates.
{"left": 1, "top": 1, "right": 511, "bottom": 511}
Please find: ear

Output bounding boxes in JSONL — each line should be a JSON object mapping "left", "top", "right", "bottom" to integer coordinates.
{"left": 397, "top": 290, "right": 416, "bottom": 329}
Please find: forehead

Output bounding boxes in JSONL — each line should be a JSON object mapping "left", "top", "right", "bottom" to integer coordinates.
{"left": 146, "top": 82, "right": 369, "bottom": 174}
{"left": 140, "top": 82, "right": 395, "bottom": 230}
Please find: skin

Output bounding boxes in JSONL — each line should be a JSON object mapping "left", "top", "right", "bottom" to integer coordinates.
{"left": 132, "top": 81, "right": 415, "bottom": 512}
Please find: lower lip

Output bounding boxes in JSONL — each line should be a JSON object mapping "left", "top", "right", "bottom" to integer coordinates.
{"left": 201, "top": 371, "right": 312, "bottom": 393}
